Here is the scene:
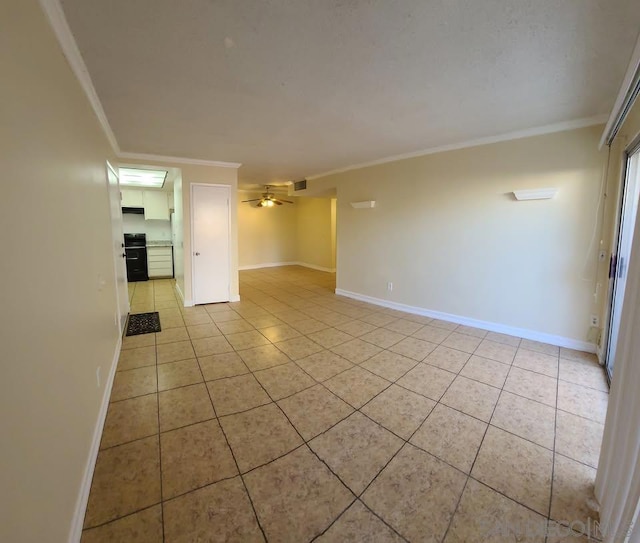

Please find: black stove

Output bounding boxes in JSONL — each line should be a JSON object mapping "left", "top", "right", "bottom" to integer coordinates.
{"left": 124, "top": 233, "right": 148, "bottom": 282}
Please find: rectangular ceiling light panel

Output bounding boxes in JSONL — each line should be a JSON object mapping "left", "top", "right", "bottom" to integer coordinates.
{"left": 119, "top": 168, "right": 168, "bottom": 188}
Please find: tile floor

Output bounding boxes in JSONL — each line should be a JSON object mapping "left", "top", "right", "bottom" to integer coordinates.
{"left": 81, "top": 267, "right": 608, "bottom": 542}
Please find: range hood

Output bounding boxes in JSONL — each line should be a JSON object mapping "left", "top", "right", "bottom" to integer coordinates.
{"left": 122, "top": 207, "right": 144, "bottom": 215}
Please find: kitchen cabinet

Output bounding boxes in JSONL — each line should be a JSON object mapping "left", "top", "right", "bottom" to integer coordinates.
{"left": 147, "top": 246, "right": 173, "bottom": 278}
{"left": 144, "top": 191, "right": 170, "bottom": 220}
{"left": 121, "top": 189, "right": 144, "bottom": 207}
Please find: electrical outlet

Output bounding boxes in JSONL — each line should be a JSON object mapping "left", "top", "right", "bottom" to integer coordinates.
{"left": 387, "top": 282, "right": 393, "bottom": 292}
{"left": 96, "top": 366, "right": 101, "bottom": 388}
{"left": 590, "top": 315, "right": 600, "bottom": 327}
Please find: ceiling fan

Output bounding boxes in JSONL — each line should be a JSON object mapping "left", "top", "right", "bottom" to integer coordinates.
{"left": 242, "top": 185, "right": 294, "bottom": 207}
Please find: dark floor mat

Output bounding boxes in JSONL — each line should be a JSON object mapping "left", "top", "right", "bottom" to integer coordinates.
{"left": 125, "top": 312, "right": 161, "bottom": 336}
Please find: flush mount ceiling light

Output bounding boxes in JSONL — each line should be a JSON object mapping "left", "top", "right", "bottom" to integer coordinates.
{"left": 242, "top": 185, "right": 293, "bottom": 208}
{"left": 119, "top": 168, "right": 167, "bottom": 188}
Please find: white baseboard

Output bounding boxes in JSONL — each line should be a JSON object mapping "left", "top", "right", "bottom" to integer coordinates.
{"left": 68, "top": 334, "right": 122, "bottom": 542}
{"left": 239, "top": 261, "right": 336, "bottom": 273}
{"left": 335, "top": 288, "right": 596, "bottom": 353}
{"left": 230, "top": 294, "right": 241, "bottom": 302}
{"left": 174, "top": 282, "right": 185, "bottom": 305}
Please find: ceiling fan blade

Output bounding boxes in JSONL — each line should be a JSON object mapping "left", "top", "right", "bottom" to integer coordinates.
{"left": 278, "top": 199, "right": 294, "bottom": 203}
{"left": 273, "top": 200, "right": 283, "bottom": 205}
{"left": 242, "top": 198, "right": 262, "bottom": 202}
{"left": 255, "top": 201, "right": 264, "bottom": 207}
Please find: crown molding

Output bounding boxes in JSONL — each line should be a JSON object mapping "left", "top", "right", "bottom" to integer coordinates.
{"left": 306, "top": 115, "right": 608, "bottom": 180}
{"left": 117, "top": 152, "right": 241, "bottom": 169}
{"left": 39, "top": 0, "right": 120, "bottom": 153}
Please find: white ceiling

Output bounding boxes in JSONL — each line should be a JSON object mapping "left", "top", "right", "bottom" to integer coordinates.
{"left": 61, "top": 0, "right": 640, "bottom": 186}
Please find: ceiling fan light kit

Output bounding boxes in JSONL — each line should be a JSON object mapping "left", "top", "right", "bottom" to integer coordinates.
{"left": 242, "top": 185, "right": 294, "bottom": 208}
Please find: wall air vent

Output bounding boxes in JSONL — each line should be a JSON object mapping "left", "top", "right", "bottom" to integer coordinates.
{"left": 294, "top": 179, "right": 307, "bottom": 191}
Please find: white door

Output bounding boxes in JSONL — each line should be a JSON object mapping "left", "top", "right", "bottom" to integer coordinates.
{"left": 605, "top": 149, "right": 640, "bottom": 380}
{"left": 191, "top": 184, "right": 230, "bottom": 304}
{"left": 107, "top": 163, "right": 129, "bottom": 332}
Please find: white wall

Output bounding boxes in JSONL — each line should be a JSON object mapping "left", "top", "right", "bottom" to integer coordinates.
{"left": 309, "top": 126, "right": 606, "bottom": 346}
{"left": 0, "top": 1, "right": 120, "bottom": 541}
{"left": 122, "top": 213, "right": 172, "bottom": 240}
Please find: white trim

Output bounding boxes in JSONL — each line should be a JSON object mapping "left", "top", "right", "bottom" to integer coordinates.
{"left": 307, "top": 116, "right": 608, "bottom": 180}
{"left": 600, "top": 32, "right": 640, "bottom": 148}
{"left": 184, "top": 299, "right": 195, "bottom": 307}
{"left": 335, "top": 288, "right": 596, "bottom": 352}
{"left": 239, "top": 262, "right": 336, "bottom": 273}
{"left": 118, "top": 152, "right": 241, "bottom": 169}
{"left": 39, "top": 0, "right": 120, "bottom": 154}
{"left": 175, "top": 281, "right": 185, "bottom": 305}
{"left": 230, "top": 294, "right": 241, "bottom": 302}
{"left": 68, "top": 334, "right": 122, "bottom": 543}
{"left": 190, "top": 183, "right": 233, "bottom": 305}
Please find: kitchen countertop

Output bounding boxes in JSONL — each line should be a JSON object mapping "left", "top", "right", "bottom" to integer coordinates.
{"left": 146, "top": 241, "right": 173, "bottom": 247}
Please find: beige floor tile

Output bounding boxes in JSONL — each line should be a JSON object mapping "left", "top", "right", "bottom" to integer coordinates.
{"left": 460, "top": 355, "right": 510, "bottom": 388}
{"left": 546, "top": 521, "right": 599, "bottom": 542}
{"left": 412, "top": 325, "right": 453, "bottom": 343}
{"left": 191, "top": 335, "right": 234, "bottom": 357}
{"left": 297, "top": 350, "right": 353, "bottom": 381}
{"left": 491, "top": 391, "right": 556, "bottom": 449}
{"left": 428, "top": 318, "right": 459, "bottom": 330}
{"left": 111, "top": 366, "right": 157, "bottom": 402}
{"left": 215, "top": 319, "right": 255, "bottom": 335}
{"left": 410, "top": 404, "right": 486, "bottom": 473}
{"left": 335, "top": 319, "right": 379, "bottom": 337}
{"left": 226, "top": 330, "right": 270, "bottom": 350}
{"left": 441, "top": 376, "right": 500, "bottom": 422}
{"left": 259, "top": 323, "right": 301, "bottom": 342}
{"left": 360, "top": 312, "right": 399, "bottom": 327}
{"left": 310, "top": 412, "right": 403, "bottom": 494}
{"left": 559, "top": 358, "right": 608, "bottom": 392}
{"left": 238, "top": 344, "right": 291, "bottom": 371}
{"left": 557, "top": 381, "right": 608, "bottom": 423}
{"left": 203, "top": 302, "right": 233, "bottom": 314}
{"left": 121, "top": 334, "right": 155, "bottom": 351}
{"left": 520, "top": 338, "right": 560, "bottom": 356}
{"left": 555, "top": 410, "right": 604, "bottom": 468}
{"left": 186, "top": 323, "right": 221, "bottom": 339}
{"left": 163, "top": 477, "right": 263, "bottom": 542}
{"left": 316, "top": 501, "right": 403, "bottom": 543}
{"left": 559, "top": 348, "right": 598, "bottom": 364}
{"left": 330, "top": 338, "right": 383, "bottom": 364}
{"left": 155, "top": 327, "right": 189, "bottom": 345}
{"left": 207, "top": 374, "right": 271, "bottom": 416}
{"left": 278, "top": 384, "right": 354, "bottom": 440}
{"left": 361, "top": 384, "right": 435, "bottom": 439}
{"left": 474, "top": 339, "right": 517, "bottom": 364}
{"left": 484, "top": 331, "right": 521, "bottom": 347}
{"left": 158, "top": 383, "right": 215, "bottom": 432}
{"left": 424, "top": 345, "right": 470, "bottom": 373}
{"left": 247, "top": 314, "right": 285, "bottom": 329}
{"left": 117, "top": 346, "right": 156, "bottom": 371}
{"left": 384, "top": 318, "right": 424, "bottom": 335}
{"left": 360, "top": 350, "right": 418, "bottom": 381}
{"left": 362, "top": 444, "right": 466, "bottom": 542}
{"left": 359, "top": 328, "right": 406, "bottom": 349}
{"left": 160, "top": 316, "right": 186, "bottom": 329}
{"left": 396, "top": 363, "right": 455, "bottom": 401}
{"left": 254, "top": 362, "right": 316, "bottom": 400}
{"left": 198, "top": 352, "right": 250, "bottom": 381}
{"left": 442, "top": 331, "right": 483, "bottom": 353}
{"left": 290, "top": 318, "right": 331, "bottom": 334}
{"left": 324, "top": 366, "right": 390, "bottom": 408}
{"left": 157, "top": 358, "right": 202, "bottom": 391}
{"left": 307, "top": 327, "right": 354, "bottom": 348}
{"left": 219, "top": 403, "right": 303, "bottom": 472}
{"left": 455, "top": 324, "right": 488, "bottom": 338}
{"left": 513, "top": 348, "right": 559, "bottom": 377}
{"left": 156, "top": 340, "right": 196, "bottom": 364}
{"left": 445, "top": 479, "right": 547, "bottom": 543}
{"left": 388, "top": 336, "right": 437, "bottom": 361}
{"left": 81, "top": 505, "right": 163, "bottom": 543}
{"left": 550, "top": 455, "right": 599, "bottom": 532}
{"left": 210, "top": 310, "right": 243, "bottom": 323}
{"left": 504, "top": 366, "right": 557, "bottom": 407}
{"left": 84, "top": 436, "right": 161, "bottom": 528}
{"left": 472, "top": 426, "right": 553, "bottom": 515}
{"left": 101, "top": 394, "right": 158, "bottom": 449}
{"left": 160, "top": 419, "right": 237, "bottom": 499}
{"left": 244, "top": 446, "right": 353, "bottom": 541}
{"left": 275, "top": 336, "right": 324, "bottom": 359}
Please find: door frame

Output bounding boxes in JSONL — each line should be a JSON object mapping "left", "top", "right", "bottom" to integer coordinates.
{"left": 602, "top": 135, "right": 640, "bottom": 380}
{"left": 189, "top": 183, "right": 232, "bottom": 305}
{"left": 106, "top": 161, "right": 129, "bottom": 333}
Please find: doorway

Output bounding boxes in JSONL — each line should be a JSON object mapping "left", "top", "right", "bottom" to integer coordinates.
{"left": 191, "top": 184, "right": 231, "bottom": 304}
{"left": 106, "top": 162, "right": 129, "bottom": 333}
{"left": 605, "top": 144, "right": 640, "bottom": 380}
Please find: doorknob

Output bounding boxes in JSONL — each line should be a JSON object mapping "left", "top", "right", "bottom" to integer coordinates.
{"left": 122, "top": 253, "right": 126, "bottom": 258}
{"left": 194, "top": 252, "right": 200, "bottom": 256}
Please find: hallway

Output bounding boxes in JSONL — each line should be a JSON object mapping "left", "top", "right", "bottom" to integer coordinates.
{"left": 82, "top": 267, "right": 608, "bottom": 542}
